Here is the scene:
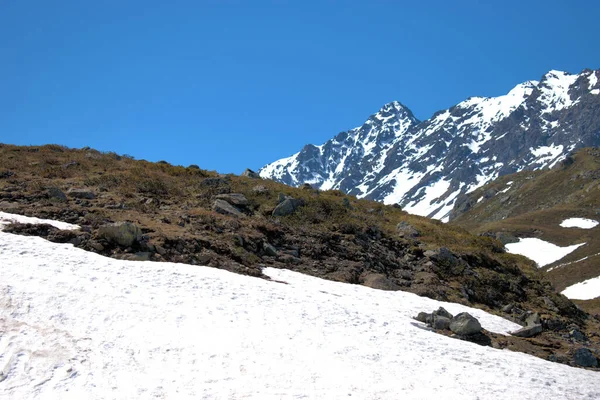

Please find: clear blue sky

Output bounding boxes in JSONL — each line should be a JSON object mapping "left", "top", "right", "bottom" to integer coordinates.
{"left": 1, "top": 1, "right": 599, "bottom": 173}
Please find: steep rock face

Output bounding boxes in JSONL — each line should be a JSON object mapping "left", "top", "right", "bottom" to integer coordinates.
{"left": 260, "top": 69, "right": 600, "bottom": 221}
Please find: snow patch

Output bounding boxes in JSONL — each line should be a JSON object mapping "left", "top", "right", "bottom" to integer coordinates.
{"left": 562, "top": 274, "right": 600, "bottom": 300}
{"left": 505, "top": 238, "right": 586, "bottom": 267}
{"left": 0, "top": 211, "right": 80, "bottom": 231}
{"left": 560, "top": 218, "right": 599, "bottom": 229}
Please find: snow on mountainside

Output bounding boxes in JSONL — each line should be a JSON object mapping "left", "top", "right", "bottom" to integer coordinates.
{"left": 260, "top": 69, "right": 600, "bottom": 221}
{"left": 1, "top": 214, "right": 600, "bottom": 399}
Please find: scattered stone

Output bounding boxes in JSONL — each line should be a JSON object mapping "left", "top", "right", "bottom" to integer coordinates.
{"left": 511, "top": 324, "right": 543, "bottom": 338}
{"left": 433, "top": 315, "right": 451, "bottom": 330}
{"left": 424, "top": 247, "right": 458, "bottom": 266}
{"left": 570, "top": 329, "right": 587, "bottom": 342}
{"left": 272, "top": 197, "right": 304, "bottom": 217}
{"left": 433, "top": 307, "right": 453, "bottom": 320}
{"left": 241, "top": 169, "right": 261, "bottom": 179}
{"left": 98, "top": 222, "right": 142, "bottom": 247}
{"left": 68, "top": 188, "right": 95, "bottom": 199}
{"left": 252, "top": 185, "right": 268, "bottom": 194}
{"left": 502, "top": 303, "right": 514, "bottom": 313}
{"left": 214, "top": 193, "right": 249, "bottom": 207}
{"left": 263, "top": 243, "right": 278, "bottom": 257}
{"left": 361, "top": 273, "right": 400, "bottom": 291}
{"left": 396, "top": 221, "right": 419, "bottom": 238}
{"left": 449, "top": 312, "right": 482, "bottom": 335}
{"left": 573, "top": 348, "right": 598, "bottom": 368}
{"left": 199, "top": 177, "right": 229, "bottom": 187}
{"left": 415, "top": 312, "right": 432, "bottom": 324}
{"left": 212, "top": 199, "right": 245, "bottom": 217}
{"left": 47, "top": 187, "right": 67, "bottom": 202}
{"left": 525, "top": 312, "right": 541, "bottom": 326}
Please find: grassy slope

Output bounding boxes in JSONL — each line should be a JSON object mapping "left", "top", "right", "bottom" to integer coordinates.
{"left": 450, "top": 147, "right": 600, "bottom": 299}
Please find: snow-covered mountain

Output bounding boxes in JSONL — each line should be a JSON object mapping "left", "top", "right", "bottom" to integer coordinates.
{"left": 260, "top": 69, "right": 600, "bottom": 221}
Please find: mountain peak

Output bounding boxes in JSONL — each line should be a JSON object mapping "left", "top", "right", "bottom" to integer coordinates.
{"left": 261, "top": 68, "right": 600, "bottom": 221}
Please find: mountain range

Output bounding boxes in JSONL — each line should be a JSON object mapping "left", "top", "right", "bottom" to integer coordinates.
{"left": 259, "top": 69, "right": 600, "bottom": 221}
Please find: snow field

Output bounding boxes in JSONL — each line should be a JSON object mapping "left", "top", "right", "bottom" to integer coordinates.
{"left": 0, "top": 213, "right": 599, "bottom": 399}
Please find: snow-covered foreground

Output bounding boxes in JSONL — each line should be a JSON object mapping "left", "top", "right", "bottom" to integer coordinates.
{"left": 1, "top": 218, "right": 599, "bottom": 399}
{"left": 560, "top": 218, "right": 599, "bottom": 229}
{"left": 505, "top": 237, "right": 585, "bottom": 267}
{"left": 562, "top": 275, "right": 600, "bottom": 300}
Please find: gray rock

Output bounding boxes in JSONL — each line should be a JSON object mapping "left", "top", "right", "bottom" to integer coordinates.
{"left": 212, "top": 199, "right": 245, "bottom": 217}
{"left": 48, "top": 187, "right": 67, "bottom": 202}
{"left": 433, "top": 307, "right": 453, "bottom": 320}
{"left": 272, "top": 198, "right": 303, "bottom": 217}
{"left": 570, "top": 329, "right": 587, "bottom": 342}
{"left": 263, "top": 243, "right": 278, "bottom": 257}
{"left": 433, "top": 315, "right": 451, "bottom": 330}
{"left": 214, "top": 193, "right": 249, "bottom": 207}
{"left": 252, "top": 185, "right": 268, "bottom": 194}
{"left": 573, "top": 348, "right": 598, "bottom": 368}
{"left": 425, "top": 247, "right": 458, "bottom": 266}
{"left": 511, "top": 324, "right": 543, "bottom": 338}
{"left": 396, "top": 221, "right": 419, "bottom": 238}
{"left": 241, "top": 169, "right": 261, "bottom": 179}
{"left": 361, "top": 273, "right": 400, "bottom": 291}
{"left": 502, "top": 303, "right": 514, "bottom": 313}
{"left": 415, "top": 312, "right": 432, "bottom": 324}
{"left": 449, "top": 312, "right": 482, "bottom": 335}
{"left": 98, "top": 222, "right": 142, "bottom": 247}
{"left": 68, "top": 188, "right": 95, "bottom": 199}
{"left": 525, "top": 312, "right": 541, "bottom": 327}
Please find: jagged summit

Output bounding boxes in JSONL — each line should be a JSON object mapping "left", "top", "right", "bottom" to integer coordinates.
{"left": 260, "top": 69, "right": 600, "bottom": 221}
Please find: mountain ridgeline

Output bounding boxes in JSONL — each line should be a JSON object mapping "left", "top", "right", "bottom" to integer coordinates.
{"left": 259, "top": 69, "right": 600, "bottom": 221}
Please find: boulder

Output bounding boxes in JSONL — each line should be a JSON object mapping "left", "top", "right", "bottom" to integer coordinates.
{"left": 214, "top": 193, "right": 249, "bottom": 207}
{"left": 263, "top": 243, "right": 278, "bottom": 257}
{"left": 425, "top": 247, "right": 458, "bottom": 266}
{"left": 433, "top": 315, "right": 451, "bottom": 330}
{"left": 449, "top": 312, "right": 482, "bottom": 335}
{"left": 573, "top": 348, "right": 598, "bottom": 368}
{"left": 47, "top": 187, "right": 67, "bottom": 202}
{"left": 361, "top": 273, "right": 400, "bottom": 291}
{"left": 511, "top": 324, "right": 543, "bottom": 338}
{"left": 212, "top": 199, "right": 244, "bottom": 217}
{"left": 252, "top": 185, "right": 268, "bottom": 194}
{"left": 570, "top": 329, "right": 587, "bottom": 342}
{"left": 415, "top": 312, "right": 432, "bottom": 324}
{"left": 272, "top": 198, "right": 304, "bottom": 217}
{"left": 396, "top": 221, "right": 419, "bottom": 238}
{"left": 68, "top": 188, "right": 95, "bottom": 199}
{"left": 525, "top": 312, "right": 541, "bottom": 326}
{"left": 98, "top": 222, "right": 142, "bottom": 247}
{"left": 433, "top": 307, "right": 453, "bottom": 320}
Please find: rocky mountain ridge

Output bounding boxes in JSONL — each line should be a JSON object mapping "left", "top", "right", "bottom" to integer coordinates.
{"left": 260, "top": 69, "right": 600, "bottom": 221}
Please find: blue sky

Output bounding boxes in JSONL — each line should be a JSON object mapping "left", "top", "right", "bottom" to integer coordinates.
{"left": 1, "top": 1, "right": 599, "bottom": 173}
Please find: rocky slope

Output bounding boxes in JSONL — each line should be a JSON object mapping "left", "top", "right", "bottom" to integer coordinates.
{"left": 260, "top": 69, "right": 600, "bottom": 221}
{"left": 1, "top": 143, "right": 599, "bottom": 368}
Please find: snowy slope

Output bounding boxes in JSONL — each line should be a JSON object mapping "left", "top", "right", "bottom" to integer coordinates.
{"left": 1, "top": 214, "right": 600, "bottom": 399}
{"left": 260, "top": 69, "right": 600, "bottom": 222}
